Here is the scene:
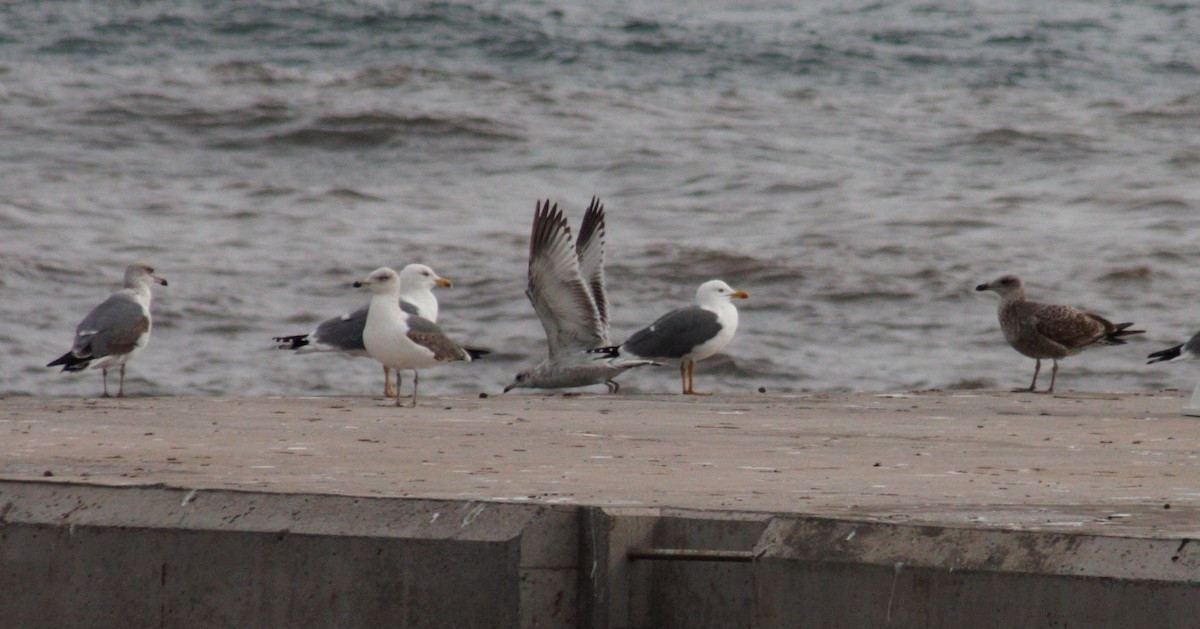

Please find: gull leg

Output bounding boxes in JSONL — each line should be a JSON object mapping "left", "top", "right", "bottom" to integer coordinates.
{"left": 1046, "top": 360, "right": 1060, "bottom": 394}
{"left": 117, "top": 364, "right": 126, "bottom": 398}
{"left": 685, "top": 360, "right": 712, "bottom": 396}
{"left": 101, "top": 368, "right": 110, "bottom": 398}
{"left": 383, "top": 366, "right": 395, "bottom": 398}
{"left": 679, "top": 361, "right": 688, "bottom": 394}
{"left": 411, "top": 370, "right": 419, "bottom": 408}
{"left": 605, "top": 379, "right": 619, "bottom": 394}
{"left": 1014, "top": 359, "right": 1041, "bottom": 393}
{"left": 394, "top": 370, "right": 403, "bottom": 407}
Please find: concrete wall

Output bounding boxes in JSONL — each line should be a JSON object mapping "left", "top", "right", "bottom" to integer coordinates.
{"left": 752, "top": 516, "right": 1200, "bottom": 628}
{"left": 3, "top": 480, "right": 1199, "bottom": 628}
{"left": 0, "top": 481, "right": 578, "bottom": 629}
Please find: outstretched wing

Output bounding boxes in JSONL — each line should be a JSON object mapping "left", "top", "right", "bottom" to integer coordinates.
{"left": 575, "top": 196, "right": 609, "bottom": 341}
{"left": 525, "top": 200, "right": 605, "bottom": 357}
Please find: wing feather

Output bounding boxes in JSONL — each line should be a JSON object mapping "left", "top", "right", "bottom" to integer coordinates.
{"left": 525, "top": 200, "right": 606, "bottom": 356}
{"left": 72, "top": 293, "right": 149, "bottom": 359}
{"left": 575, "top": 196, "right": 609, "bottom": 340}
{"left": 1032, "top": 303, "right": 1106, "bottom": 350}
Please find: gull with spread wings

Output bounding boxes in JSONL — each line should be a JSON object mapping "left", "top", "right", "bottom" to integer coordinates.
{"left": 504, "top": 198, "right": 655, "bottom": 393}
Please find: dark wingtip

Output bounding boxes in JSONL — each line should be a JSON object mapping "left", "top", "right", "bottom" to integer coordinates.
{"left": 272, "top": 334, "right": 309, "bottom": 350}
{"left": 587, "top": 346, "right": 620, "bottom": 359}
{"left": 1147, "top": 344, "right": 1183, "bottom": 364}
{"left": 47, "top": 352, "right": 88, "bottom": 371}
{"left": 465, "top": 347, "right": 492, "bottom": 361}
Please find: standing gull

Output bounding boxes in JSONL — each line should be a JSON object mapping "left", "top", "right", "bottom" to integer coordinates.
{"left": 504, "top": 198, "right": 656, "bottom": 393}
{"left": 1147, "top": 331, "right": 1200, "bottom": 365}
{"left": 355, "top": 266, "right": 485, "bottom": 407}
{"left": 274, "top": 263, "right": 451, "bottom": 397}
{"left": 591, "top": 279, "right": 749, "bottom": 395}
{"left": 47, "top": 262, "right": 168, "bottom": 397}
{"left": 976, "top": 274, "right": 1143, "bottom": 393}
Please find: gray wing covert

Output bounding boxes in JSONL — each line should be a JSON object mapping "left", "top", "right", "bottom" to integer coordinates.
{"left": 311, "top": 304, "right": 369, "bottom": 352}
{"left": 405, "top": 315, "right": 469, "bottom": 362}
{"left": 73, "top": 293, "right": 148, "bottom": 358}
{"left": 622, "top": 306, "right": 721, "bottom": 359}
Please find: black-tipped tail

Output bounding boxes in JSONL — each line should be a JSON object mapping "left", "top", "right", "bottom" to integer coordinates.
{"left": 1147, "top": 344, "right": 1183, "bottom": 364}
{"left": 465, "top": 347, "right": 491, "bottom": 361}
{"left": 47, "top": 352, "right": 90, "bottom": 372}
{"left": 273, "top": 334, "right": 310, "bottom": 350}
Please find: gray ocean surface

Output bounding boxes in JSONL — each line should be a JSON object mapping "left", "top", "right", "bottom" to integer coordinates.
{"left": 4, "top": 0, "right": 1200, "bottom": 398}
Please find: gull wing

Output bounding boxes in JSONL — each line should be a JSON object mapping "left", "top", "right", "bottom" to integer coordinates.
{"left": 525, "top": 200, "right": 606, "bottom": 357}
{"left": 622, "top": 306, "right": 721, "bottom": 359}
{"left": 72, "top": 292, "right": 149, "bottom": 359}
{"left": 1033, "top": 303, "right": 1104, "bottom": 349}
{"left": 405, "top": 315, "right": 471, "bottom": 363}
{"left": 575, "top": 196, "right": 609, "bottom": 342}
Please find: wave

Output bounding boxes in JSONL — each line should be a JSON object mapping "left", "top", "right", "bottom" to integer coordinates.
{"left": 212, "top": 111, "right": 521, "bottom": 150}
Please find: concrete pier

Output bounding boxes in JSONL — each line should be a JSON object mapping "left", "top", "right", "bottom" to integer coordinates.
{"left": 1, "top": 391, "right": 1198, "bottom": 627}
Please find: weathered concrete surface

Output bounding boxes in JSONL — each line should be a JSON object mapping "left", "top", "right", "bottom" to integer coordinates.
{"left": 0, "top": 481, "right": 578, "bottom": 629}
{"left": 0, "top": 390, "right": 1198, "bottom": 627}
{"left": 2, "top": 391, "right": 1197, "bottom": 534}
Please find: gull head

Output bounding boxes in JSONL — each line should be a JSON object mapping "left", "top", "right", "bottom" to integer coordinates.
{"left": 503, "top": 369, "right": 534, "bottom": 393}
{"left": 400, "top": 263, "right": 452, "bottom": 291}
{"left": 696, "top": 279, "right": 748, "bottom": 307}
{"left": 975, "top": 274, "right": 1024, "bottom": 299}
{"left": 124, "top": 262, "right": 168, "bottom": 289}
{"left": 354, "top": 267, "right": 401, "bottom": 295}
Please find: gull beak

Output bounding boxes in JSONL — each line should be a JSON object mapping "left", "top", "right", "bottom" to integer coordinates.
{"left": 353, "top": 277, "right": 371, "bottom": 288}
{"left": 154, "top": 275, "right": 168, "bottom": 287}
{"left": 436, "top": 277, "right": 453, "bottom": 289}
{"left": 731, "top": 290, "right": 749, "bottom": 300}
{"left": 975, "top": 283, "right": 989, "bottom": 292}
{"left": 502, "top": 383, "right": 515, "bottom": 393}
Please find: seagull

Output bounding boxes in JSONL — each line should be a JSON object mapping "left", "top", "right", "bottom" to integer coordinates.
{"left": 504, "top": 198, "right": 656, "bottom": 394}
{"left": 355, "top": 266, "right": 485, "bottom": 407}
{"left": 47, "top": 262, "right": 168, "bottom": 397}
{"left": 274, "top": 263, "right": 451, "bottom": 397}
{"left": 976, "top": 274, "right": 1143, "bottom": 393}
{"left": 1147, "top": 331, "right": 1200, "bottom": 365}
{"left": 590, "top": 279, "right": 748, "bottom": 395}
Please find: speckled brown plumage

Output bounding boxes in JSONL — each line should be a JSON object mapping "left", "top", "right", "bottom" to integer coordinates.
{"left": 976, "top": 274, "right": 1143, "bottom": 393}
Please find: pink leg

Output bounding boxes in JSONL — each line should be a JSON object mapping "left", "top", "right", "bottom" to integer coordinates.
{"left": 1015, "top": 359, "right": 1041, "bottom": 393}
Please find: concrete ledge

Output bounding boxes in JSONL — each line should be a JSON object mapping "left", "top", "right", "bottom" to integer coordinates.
{"left": 3, "top": 392, "right": 1200, "bottom": 627}
{"left": 0, "top": 480, "right": 578, "bottom": 628}
{"left": 752, "top": 516, "right": 1200, "bottom": 628}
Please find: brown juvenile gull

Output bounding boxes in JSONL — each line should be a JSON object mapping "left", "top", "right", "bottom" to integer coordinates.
{"left": 274, "top": 263, "right": 451, "bottom": 397}
{"left": 1147, "top": 331, "right": 1200, "bottom": 365}
{"left": 591, "top": 279, "right": 748, "bottom": 395}
{"left": 976, "top": 274, "right": 1143, "bottom": 393}
{"left": 47, "top": 262, "right": 168, "bottom": 397}
{"left": 354, "top": 266, "right": 487, "bottom": 407}
{"left": 504, "top": 198, "right": 656, "bottom": 394}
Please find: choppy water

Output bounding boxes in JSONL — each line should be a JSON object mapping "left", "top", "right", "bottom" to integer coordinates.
{"left": 4, "top": 0, "right": 1200, "bottom": 397}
